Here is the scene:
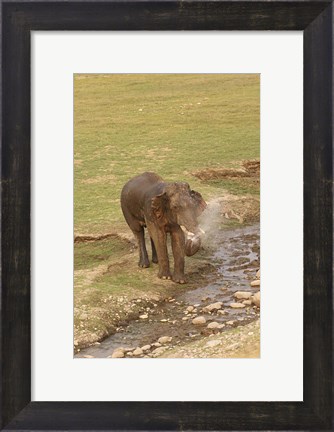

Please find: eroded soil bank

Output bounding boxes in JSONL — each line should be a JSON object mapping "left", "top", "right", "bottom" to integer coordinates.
{"left": 76, "top": 224, "right": 260, "bottom": 358}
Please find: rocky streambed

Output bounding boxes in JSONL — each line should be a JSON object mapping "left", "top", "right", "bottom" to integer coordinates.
{"left": 75, "top": 224, "right": 260, "bottom": 359}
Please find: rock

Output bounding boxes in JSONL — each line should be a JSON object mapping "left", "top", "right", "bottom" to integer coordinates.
{"left": 234, "top": 291, "right": 252, "bottom": 300}
{"left": 158, "top": 336, "right": 172, "bottom": 344}
{"left": 256, "top": 269, "right": 260, "bottom": 279}
{"left": 160, "top": 319, "right": 168, "bottom": 322}
{"left": 205, "top": 340, "right": 221, "bottom": 348}
{"left": 83, "top": 355, "right": 94, "bottom": 359}
{"left": 251, "top": 279, "right": 260, "bottom": 287}
{"left": 192, "top": 316, "right": 206, "bottom": 325}
{"left": 74, "top": 340, "right": 79, "bottom": 346}
{"left": 243, "top": 300, "right": 252, "bottom": 306}
{"left": 152, "top": 347, "right": 166, "bottom": 357}
{"left": 139, "top": 314, "right": 148, "bottom": 319}
{"left": 207, "top": 321, "right": 221, "bottom": 329}
{"left": 141, "top": 345, "right": 151, "bottom": 352}
{"left": 186, "top": 306, "right": 194, "bottom": 312}
{"left": 182, "top": 317, "right": 189, "bottom": 321}
{"left": 226, "top": 320, "right": 235, "bottom": 326}
{"left": 152, "top": 342, "right": 162, "bottom": 348}
{"left": 251, "top": 291, "right": 260, "bottom": 307}
{"left": 133, "top": 347, "right": 143, "bottom": 356}
{"left": 202, "top": 302, "right": 223, "bottom": 313}
{"left": 111, "top": 349, "right": 124, "bottom": 358}
{"left": 217, "top": 310, "right": 226, "bottom": 315}
{"left": 230, "top": 302, "right": 246, "bottom": 308}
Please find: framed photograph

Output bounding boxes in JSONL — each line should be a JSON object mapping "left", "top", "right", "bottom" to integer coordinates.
{"left": 1, "top": 1, "right": 333, "bottom": 431}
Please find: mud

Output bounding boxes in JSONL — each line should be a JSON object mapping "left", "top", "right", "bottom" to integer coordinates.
{"left": 76, "top": 224, "right": 260, "bottom": 359}
{"left": 192, "top": 160, "right": 260, "bottom": 181}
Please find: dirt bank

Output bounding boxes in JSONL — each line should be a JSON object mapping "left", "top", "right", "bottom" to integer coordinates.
{"left": 159, "top": 319, "right": 260, "bottom": 358}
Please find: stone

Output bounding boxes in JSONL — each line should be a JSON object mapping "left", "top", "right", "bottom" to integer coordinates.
{"left": 202, "top": 302, "right": 223, "bottom": 313}
{"left": 83, "top": 355, "right": 94, "bottom": 359}
{"left": 139, "top": 314, "right": 148, "bottom": 319}
{"left": 207, "top": 321, "right": 220, "bottom": 329}
{"left": 192, "top": 316, "right": 206, "bottom": 325}
{"left": 256, "top": 269, "right": 260, "bottom": 279}
{"left": 217, "top": 310, "right": 226, "bottom": 315}
{"left": 133, "top": 347, "right": 143, "bottom": 356}
{"left": 205, "top": 340, "right": 221, "bottom": 348}
{"left": 141, "top": 345, "right": 151, "bottom": 352}
{"left": 186, "top": 306, "right": 194, "bottom": 312}
{"left": 111, "top": 349, "right": 124, "bottom": 358}
{"left": 152, "top": 342, "right": 162, "bottom": 348}
{"left": 251, "top": 291, "right": 260, "bottom": 308}
{"left": 230, "top": 302, "right": 246, "bottom": 308}
{"left": 74, "top": 340, "right": 79, "bottom": 346}
{"left": 152, "top": 347, "right": 166, "bottom": 357}
{"left": 160, "top": 319, "right": 168, "bottom": 322}
{"left": 243, "top": 300, "right": 252, "bottom": 306}
{"left": 234, "top": 291, "right": 252, "bottom": 300}
{"left": 182, "top": 317, "right": 189, "bottom": 321}
{"left": 226, "top": 320, "right": 235, "bottom": 326}
{"left": 251, "top": 279, "right": 260, "bottom": 287}
{"left": 158, "top": 336, "right": 172, "bottom": 344}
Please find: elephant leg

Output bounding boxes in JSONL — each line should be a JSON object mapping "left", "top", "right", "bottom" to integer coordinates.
{"left": 147, "top": 224, "right": 171, "bottom": 279}
{"left": 171, "top": 227, "right": 186, "bottom": 284}
{"left": 151, "top": 238, "right": 158, "bottom": 264}
{"left": 134, "top": 228, "right": 150, "bottom": 268}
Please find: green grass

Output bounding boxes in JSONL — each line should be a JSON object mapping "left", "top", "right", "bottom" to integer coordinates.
{"left": 74, "top": 74, "right": 260, "bottom": 235}
{"left": 74, "top": 237, "right": 131, "bottom": 270}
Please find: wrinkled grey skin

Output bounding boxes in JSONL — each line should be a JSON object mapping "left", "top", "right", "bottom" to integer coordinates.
{"left": 120, "top": 172, "right": 206, "bottom": 283}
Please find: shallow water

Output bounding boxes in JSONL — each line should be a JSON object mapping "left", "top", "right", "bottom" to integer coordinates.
{"left": 76, "top": 224, "right": 260, "bottom": 358}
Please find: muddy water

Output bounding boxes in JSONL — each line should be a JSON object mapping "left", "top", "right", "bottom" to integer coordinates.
{"left": 76, "top": 224, "right": 260, "bottom": 358}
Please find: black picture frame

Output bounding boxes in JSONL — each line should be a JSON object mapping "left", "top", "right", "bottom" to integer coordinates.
{"left": 1, "top": 1, "right": 333, "bottom": 430}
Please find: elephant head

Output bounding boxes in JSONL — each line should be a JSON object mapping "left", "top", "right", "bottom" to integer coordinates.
{"left": 151, "top": 182, "right": 207, "bottom": 252}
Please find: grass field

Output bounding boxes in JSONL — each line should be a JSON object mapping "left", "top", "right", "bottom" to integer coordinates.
{"left": 74, "top": 74, "right": 260, "bottom": 350}
{"left": 74, "top": 74, "right": 259, "bottom": 235}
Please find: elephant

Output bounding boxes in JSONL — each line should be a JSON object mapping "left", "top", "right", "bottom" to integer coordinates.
{"left": 120, "top": 172, "right": 207, "bottom": 283}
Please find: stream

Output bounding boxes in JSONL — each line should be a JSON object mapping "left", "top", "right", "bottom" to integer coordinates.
{"left": 76, "top": 223, "right": 260, "bottom": 358}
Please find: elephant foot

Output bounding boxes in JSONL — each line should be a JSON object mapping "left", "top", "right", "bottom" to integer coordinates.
{"left": 152, "top": 256, "right": 158, "bottom": 264}
{"left": 158, "top": 270, "right": 172, "bottom": 280}
{"left": 172, "top": 273, "right": 187, "bottom": 284}
{"left": 138, "top": 259, "right": 150, "bottom": 268}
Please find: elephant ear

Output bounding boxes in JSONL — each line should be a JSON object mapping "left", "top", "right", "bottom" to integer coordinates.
{"left": 191, "top": 190, "right": 207, "bottom": 213}
{"left": 151, "top": 192, "right": 169, "bottom": 222}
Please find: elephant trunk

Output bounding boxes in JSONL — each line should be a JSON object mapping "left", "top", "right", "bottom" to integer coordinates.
{"left": 182, "top": 226, "right": 205, "bottom": 257}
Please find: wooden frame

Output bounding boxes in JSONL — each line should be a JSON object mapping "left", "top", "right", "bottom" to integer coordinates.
{"left": 1, "top": 1, "right": 332, "bottom": 430}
